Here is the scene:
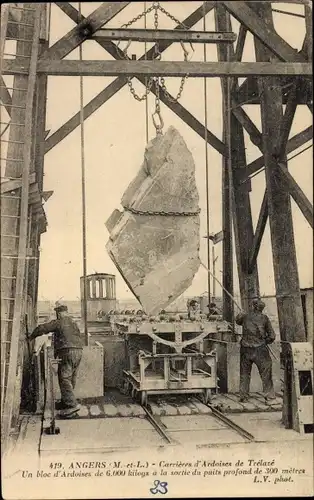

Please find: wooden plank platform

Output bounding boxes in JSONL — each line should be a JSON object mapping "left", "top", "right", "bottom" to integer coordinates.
{"left": 51, "top": 390, "right": 283, "bottom": 421}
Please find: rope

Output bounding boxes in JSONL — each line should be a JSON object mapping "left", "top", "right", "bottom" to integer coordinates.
{"left": 203, "top": 2, "right": 211, "bottom": 306}
{"left": 78, "top": 2, "right": 88, "bottom": 346}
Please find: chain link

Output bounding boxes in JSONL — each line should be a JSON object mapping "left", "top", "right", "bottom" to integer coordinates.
{"left": 120, "top": 1, "right": 190, "bottom": 107}
{"left": 123, "top": 205, "right": 201, "bottom": 217}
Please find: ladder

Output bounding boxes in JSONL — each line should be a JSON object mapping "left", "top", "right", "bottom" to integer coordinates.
{"left": 1, "top": 3, "right": 42, "bottom": 447}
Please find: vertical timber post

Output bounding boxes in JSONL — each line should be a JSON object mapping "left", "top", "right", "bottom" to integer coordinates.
{"left": 214, "top": 4, "right": 234, "bottom": 393}
{"left": 215, "top": 3, "right": 260, "bottom": 314}
{"left": 252, "top": 2, "right": 306, "bottom": 429}
{"left": 30, "top": 20, "right": 49, "bottom": 315}
{"left": 214, "top": 4, "right": 233, "bottom": 325}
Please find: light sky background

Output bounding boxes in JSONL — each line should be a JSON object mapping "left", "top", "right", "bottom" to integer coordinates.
{"left": 9, "top": 1, "right": 312, "bottom": 302}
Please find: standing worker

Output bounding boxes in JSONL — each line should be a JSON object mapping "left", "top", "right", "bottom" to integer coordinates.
{"left": 235, "top": 299, "right": 276, "bottom": 403}
{"left": 28, "top": 303, "right": 84, "bottom": 417}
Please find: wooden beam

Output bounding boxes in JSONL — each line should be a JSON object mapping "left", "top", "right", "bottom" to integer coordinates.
{"left": 45, "top": 76, "right": 129, "bottom": 153}
{"left": 0, "top": 172, "right": 36, "bottom": 193}
{"left": 56, "top": 1, "right": 216, "bottom": 33}
{"left": 0, "top": 76, "right": 12, "bottom": 117}
{"left": 149, "top": 79, "right": 227, "bottom": 156}
{"left": 222, "top": 1, "right": 306, "bottom": 62}
{"left": 93, "top": 28, "right": 236, "bottom": 44}
{"left": 3, "top": 59, "right": 312, "bottom": 77}
{"left": 45, "top": 2, "right": 225, "bottom": 154}
{"left": 216, "top": 3, "right": 260, "bottom": 318}
{"left": 0, "top": 4, "right": 9, "bottom": 59}
{"left": 252, "top": 2, "right": 306, "bottom": 432}
{"left": 245, "top": 125, "right": 313, "bottom": 177}
{"left": 277, "top": 163, "right": 313, "bottom": 228}
{"left": 215, "top": 4, "right": 234, "bottom": 328}
{"left": 304, "top": 3, "right": 313, "bottom": 62}
{"left": 253, "top": 2, "right": 306, "bottom": 343}
{"left": 232, "top": 104, "right": 263, "bottom": 151}
{"left": 237, "top": 74, "right": 312, "bottom": 105}
{"left": 40, "top": 2, "right": 130, "bottom": 60}
{"left": 45, "top": 75, "right": 225, "bottom": 157}
{"left": 248, "top": 191, "right": 268, "bottom": 273}
{"left": 275, "top": 83, "right": 298, "bottom": 159}
{"left": 2, "top": 3, "right": 41, "bottom": 447}
{"left": 234, "top": 24, "right": 247, "bottom": 62}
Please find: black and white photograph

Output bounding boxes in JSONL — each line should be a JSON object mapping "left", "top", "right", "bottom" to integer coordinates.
{"left": 1, "top": 1, "right": 313, "bottom": 498}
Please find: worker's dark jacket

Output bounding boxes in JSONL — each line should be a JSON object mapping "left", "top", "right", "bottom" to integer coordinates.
{"left": 30, "top": 317, "right": 84, "bottom": 352}
{"left": 235, "top": 312, "right": 276, "bottom": 348}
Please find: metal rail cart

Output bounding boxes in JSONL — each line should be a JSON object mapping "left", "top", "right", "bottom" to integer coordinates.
{"left": 114, "top": 317, "right": 230, "bottom": 406}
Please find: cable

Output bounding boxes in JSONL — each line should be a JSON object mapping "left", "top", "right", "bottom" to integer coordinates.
{"left": 144, "top": 1, "right": 149, "bottom": 144}
{"left": 200, "top": 261, "right": 242, "bottom": 312}
{"left": 287, "top": 143, "right": 313, "bottom": 162}
{"left": 203, "top": 2, "right": 211, "bottom": 306}
{"left": 78, "top": 2, "right": 88, "bottom": 346}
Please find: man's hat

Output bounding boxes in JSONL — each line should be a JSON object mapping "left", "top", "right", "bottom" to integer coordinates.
{"left": 54, "top": 301, "right": 68, "bottom": 312}
{"left": 252, "top": 298, "right": 265, "bottom": 310}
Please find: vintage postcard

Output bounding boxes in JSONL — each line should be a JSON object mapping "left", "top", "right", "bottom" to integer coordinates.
{"left": 1, "top": 1, "right": 313, "bottom": 499}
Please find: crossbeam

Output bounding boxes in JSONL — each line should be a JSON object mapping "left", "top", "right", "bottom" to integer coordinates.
{"left": 275, "top": 83, "right": 298, "bottom": 159}
{"left": 222, "top": 1, "right": 306, "bottom": 62}
{"left": 248, "top": 191, "right": 268, "bottom": 274}
{"left": 93, "top": 28, "right": 237, "bottom": 43}
{"left": 237, "top": 75, "right": 312, "bottom": 105}
{"left": 234, "top": 25, "right": 247, "bottom": 62}
{"left": 232, "top": 104, "right": 263, "bottom": 151}
{"left": 3, "top": 60, "right": 311, "bottom": 77}
{"left": 0, "top": 76, "right": 12, "bottom": 117}
{"left": 45, "top": 1, "right": 222, "bottom": 154}
{"left": 277, "top": 163, "right": 313, "bottom": 228}
{"left": 40, "top": 3, "right": 130, "bottom": 60}
{"left": 0, "top": 172, "right": 36, "bottom": 194}
{"left": 245, "top": 125, "right": 313, "bottom": 177}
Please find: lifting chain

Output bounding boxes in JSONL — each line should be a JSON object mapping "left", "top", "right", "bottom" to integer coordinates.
{"left": 152, "top": 2, "right": 163, "bottom": 135}
{"left": 123, "top": 205, "right": 201, "bottom": 217}
{"left": 119, "top": 1, "right": 191, "bottom": 116}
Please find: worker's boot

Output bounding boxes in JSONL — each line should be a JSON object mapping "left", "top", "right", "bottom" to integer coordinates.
{"left": 60, "top": 404, "right": 81, "bottom": 418}
{"left": 55, "top": 400, "right": 67, "bottom": 410}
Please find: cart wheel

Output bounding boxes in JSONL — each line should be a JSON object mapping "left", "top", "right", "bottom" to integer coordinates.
{"left": 141, "top": 391, "right": 147, "bottom": 406}
{"left": 203, "top": 389, "right": 211, "bottom": 405}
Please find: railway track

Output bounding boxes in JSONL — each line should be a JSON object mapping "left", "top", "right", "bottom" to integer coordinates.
{"left": 142, "top": 398, "right": 255, "bottom": 445}
{"left": 41, "top": 392, "right": 256, "bottom": 450}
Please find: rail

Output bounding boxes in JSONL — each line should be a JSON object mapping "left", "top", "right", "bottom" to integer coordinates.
{"left": 141, "top": 404, "right": 173, "bottom": 444}
{"left": 197, "top": 398, "right": 255, "bottom": 442}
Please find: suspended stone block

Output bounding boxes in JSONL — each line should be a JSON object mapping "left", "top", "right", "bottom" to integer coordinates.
{"left": 106, "top": 126, "right": 200, "bottom": 315}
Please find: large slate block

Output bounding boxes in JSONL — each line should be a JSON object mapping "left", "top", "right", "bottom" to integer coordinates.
{"left": 106, "top": 127, "right": 200, "bottom": 315}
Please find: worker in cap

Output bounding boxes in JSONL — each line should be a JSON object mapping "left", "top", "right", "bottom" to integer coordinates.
{"left": 207, "top": 302, "right": 220, "bottom": 319}
{"left": 29, "top": 301, "right": 84, "bottom": 417}
{"left": 235, "top": 298, "right": 276, "bottom": 403}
